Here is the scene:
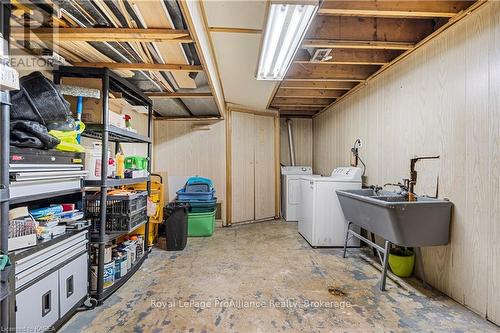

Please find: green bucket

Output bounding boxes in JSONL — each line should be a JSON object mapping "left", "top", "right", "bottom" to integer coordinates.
{"left": 388, "top": 249, "right": 415, "bottom": 278}
{"left": 187, "top": 210, "right": 216, "bottom": 237}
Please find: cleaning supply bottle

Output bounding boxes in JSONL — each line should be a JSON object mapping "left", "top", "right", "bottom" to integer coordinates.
{"left": 115, "top": 148, "right": 125, "bottom": 179}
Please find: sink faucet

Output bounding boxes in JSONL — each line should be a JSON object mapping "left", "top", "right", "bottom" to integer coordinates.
{"left": 383, "top": 182, "right": 411, "bottom": 199}
{"left": 408, "top": 155, "right": 440, "bottom": 201}
{"left": 384, "top": 182, "right": 409, "bottom": 193}
{"left": 369, "top": 185, "right": 383, "bottom": 195}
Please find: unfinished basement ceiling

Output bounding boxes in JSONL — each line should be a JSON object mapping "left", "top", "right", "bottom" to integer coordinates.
{"left": 202, "top": 0, "right": 278, "bottom": 110}
{"left": 269, "top": 0, "right": 479, "bottom": 118}
{"left": 9, "top": 0, "right": 221, "bottom": 119}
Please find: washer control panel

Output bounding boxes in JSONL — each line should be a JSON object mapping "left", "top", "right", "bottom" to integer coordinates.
{"left": 330, "top": 167, "right": 363, "bottom": 181}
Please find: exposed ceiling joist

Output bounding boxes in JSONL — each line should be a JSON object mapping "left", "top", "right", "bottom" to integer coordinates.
{"left": 295, "top": 49, "right": 403, "bottom": 66}
{"left": 275, "top": 89, "right": 345, "bottom": 99}
{"left": 12, "top": 27, "right": 193, "bottom": 42}
{"left": 318, "top": 1, "right": 473, "bottom": 18}
{"left": 71, "top": 62, "right": 204, "bottom": 72}
{"left": 280, "top": 110, "right": 318, "bottom": 114}
{"left": 268, "top": 0, "right": 480, "bottom": 116}
{"left": 306, "top": 16, "right": 440, "bottom": 43}
{"left": 285, "top": 78, "right": 364, "bottom": 82}
{"left": 302, "top": 39, "right": 415, "bottom": 50}
{"left": 276, "top": 107, "right": 324, "bottom": 111}
{"left": 272, "top": 97, "right": 333, "bottom": 106}
{"left": 287, "top": 63, "right": 380, "bottom": 80}
{"left": 146, "top": 92, "right": 213, "bottom": 99}
{"left": 278, "top": 108, "right": 320, "bottom": 111}
{"left": 279, "top": 110, "right": 319, "bottom": 113}
{"left": 281, "top": 81, "right": 357, "bottom": 90}
{"left": 273, "top": 104, "right": 333, "bottom": 107}
{"left": 318, "top": 8, "right": 454, "bottom": 18}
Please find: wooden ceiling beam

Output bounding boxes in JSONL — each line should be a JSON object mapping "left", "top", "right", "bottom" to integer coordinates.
{"left": 146, "top": 92, "right": 212, "bottom": 99}
{"left": 12, "top": 27, "right": 193, "bottom": 43}
{"left": 281, "top": 80, "right": 357, "bottom": 90}
{"left": 286, "top": 63, "right": 380, "bottom": 80}
{"left": 70, "top": 62, "right": 204, "bottom": 72}
{"left": 295, "top": 48, "right": 403, "bottom": 65}
{"left": 306, "top": 16, "right": 440, "bottom": 43}
{"left": 279, "top": 110, "right": 318, "bottom": 114}
{"left": 318, "top": 8, "right": 454, "bottom": 18}
{"left": 275, "top": 89, "right": 345, "bottom": 99}
{"left": 272, "top": 97, "right": 334, "bottom": 106}
{"left": 276, "top": 107, "right": 323, "bottom": 111}
{"left": 285, "top": 78, "right": 364, "bottom": 82}
{"left": 302, "top": 39, "right": 414, "bottom": 50}
{"left": 318, "top": 1, "right": 474, "bottom": 19}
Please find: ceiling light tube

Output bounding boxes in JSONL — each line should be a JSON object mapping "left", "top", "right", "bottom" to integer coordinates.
{"left": 257, "top": 2, "right": 318, "bottom": 80}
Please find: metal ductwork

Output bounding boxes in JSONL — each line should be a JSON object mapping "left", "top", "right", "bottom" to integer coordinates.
{"left": 286, "top": 118, "right": 296, "bottom": 166}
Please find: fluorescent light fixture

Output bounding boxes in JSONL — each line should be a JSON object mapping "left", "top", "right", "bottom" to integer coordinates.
{"left": 257, "top": 2, "right": 318, "bottom": 80}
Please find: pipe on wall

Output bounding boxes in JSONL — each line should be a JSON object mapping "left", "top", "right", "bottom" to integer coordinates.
{"left": 286, "top": 118, "right": 296, "bottom": 166}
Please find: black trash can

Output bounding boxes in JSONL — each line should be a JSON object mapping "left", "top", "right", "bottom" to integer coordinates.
{"left": 163, "top": 202, "right": 189, "bottom": 251}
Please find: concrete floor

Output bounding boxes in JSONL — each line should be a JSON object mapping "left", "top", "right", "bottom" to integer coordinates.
{"left": 62, "top": 221, "right": 499, "bottom": 333}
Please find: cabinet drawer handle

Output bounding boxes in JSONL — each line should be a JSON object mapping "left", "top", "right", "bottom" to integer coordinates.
{"left": 42, "top": 290, "right": 51, "bottom": 317}
{"left": 66, "top": 275, "right": 74, "bottom": 298}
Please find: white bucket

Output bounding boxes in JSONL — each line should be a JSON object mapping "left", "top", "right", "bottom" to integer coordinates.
{"left": 85, "top": 143, "right": 111, "bottom": 180}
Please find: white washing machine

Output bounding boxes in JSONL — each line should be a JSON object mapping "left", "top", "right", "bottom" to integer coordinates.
{"left": 299, "top": 167, "right": 362, "bottom": 247}
{"left": 281, "top": 166, "right": 317, "bottom": 222}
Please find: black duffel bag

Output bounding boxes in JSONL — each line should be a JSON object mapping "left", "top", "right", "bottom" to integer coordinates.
{"left": 10, "top": 71, "right": 75, "bottom": 130}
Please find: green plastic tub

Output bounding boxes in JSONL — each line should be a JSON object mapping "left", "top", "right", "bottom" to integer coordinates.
{"left": 187, "top": 210, "right": 216, "bottom": 237}
{"left": 388, "top": 249, "right": 415, "bottom": 278}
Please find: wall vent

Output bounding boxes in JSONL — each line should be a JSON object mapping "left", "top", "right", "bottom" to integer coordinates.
{"left": 311, "top": 49, "right": 332, "bottom": 62}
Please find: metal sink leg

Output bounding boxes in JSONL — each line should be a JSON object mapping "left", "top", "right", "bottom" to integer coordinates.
{"left": 343, "top": 222, "right": 352, "bottom": 258}
{"left": 380, "top": 240, "right": 391, "bottom": 291}
{"left": 342, "top": 221, "right": 392, "bottom": 291}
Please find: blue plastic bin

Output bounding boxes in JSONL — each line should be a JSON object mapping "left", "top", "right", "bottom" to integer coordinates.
{"left": 176, "top": 188, "right": 215, "bottom": 201}
{"left": 185, "top": 177, "right": 214, "bottom": 193}
{"left": 176, "top": 198, "right": 217, "bottom": 213}
{"left": 186, "top": 177, "right": 213, "bottom": 189}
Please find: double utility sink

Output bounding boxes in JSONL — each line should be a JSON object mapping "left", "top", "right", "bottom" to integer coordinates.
{"left": 336, "top": 189, "right": 453, "bottom": 247}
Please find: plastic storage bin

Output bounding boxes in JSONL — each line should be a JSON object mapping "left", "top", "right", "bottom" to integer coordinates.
{"left": 176, "top": 188, "right": 215, "bottom": 201}
{"left": 177, "top": 198, "right": 217, "bottom": 213}
{"left": 185, "top": 177, "right": 213, "bottom": 192}
{"left": 124, "top": 156, "right": 148, "bottom": 170}
{"left": 187, "top": 210, "right": 216, "bottom": 237}
{"left": 85, "top": 191, "right": 148, "bottom": 232}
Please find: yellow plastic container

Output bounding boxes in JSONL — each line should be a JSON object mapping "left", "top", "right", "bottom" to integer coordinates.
{"left": 116, "top": 151, "right": 125, "bottom": 179}
{"left": 126, "top": 174, "right": 165, "bottom": 245}
{"left": 388, "top": 250, "right": 415, "bottom": 278}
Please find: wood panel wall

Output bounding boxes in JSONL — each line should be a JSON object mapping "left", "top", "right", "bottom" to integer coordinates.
{"left": 280, "top": 118, "right": 313, "bottom": 167}
{"left": 313, "top": 1, "right": 500, "bottom": 324}
{"left": 153, "top": 120, "right": 226, "bottom": 221}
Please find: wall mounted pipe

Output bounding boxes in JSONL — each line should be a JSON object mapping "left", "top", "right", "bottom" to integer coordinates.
{"left": 286, "top": 118, "right": 296, "bottom": 166}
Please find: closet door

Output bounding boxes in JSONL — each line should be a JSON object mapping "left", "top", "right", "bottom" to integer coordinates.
{"left": 231, "top": 112, "right": 255, "bottom": 223}
{"left": 254, "top": 115, "right": 276, "bottom": 220}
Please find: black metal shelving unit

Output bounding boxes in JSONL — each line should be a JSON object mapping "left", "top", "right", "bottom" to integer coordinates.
{"left": 0, "top": 1, "right": 11, "bottom": 330}
{"left": 53, "top": 66, "right": 153, "bottom": 304}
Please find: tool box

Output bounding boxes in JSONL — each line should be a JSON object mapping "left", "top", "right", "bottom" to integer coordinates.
{"left": 9, "top": 147, "right": 86, "bottom": 201}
